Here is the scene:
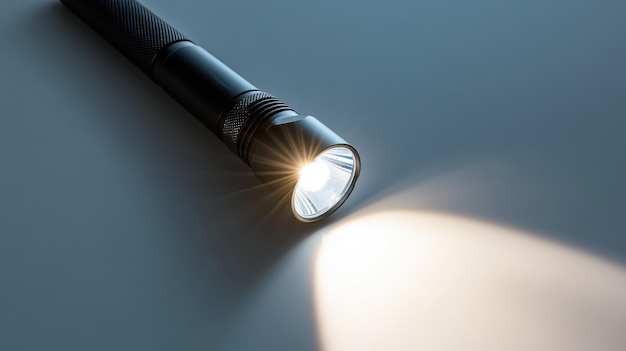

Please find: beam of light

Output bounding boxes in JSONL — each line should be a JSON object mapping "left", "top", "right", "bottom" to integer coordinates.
{"left": 314, "top": 211, "right": 626, "bottom": 351}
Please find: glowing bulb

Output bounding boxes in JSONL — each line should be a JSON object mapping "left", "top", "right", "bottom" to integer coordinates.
{"left": 299, "top": 160, "right": 330, "bottom": 191}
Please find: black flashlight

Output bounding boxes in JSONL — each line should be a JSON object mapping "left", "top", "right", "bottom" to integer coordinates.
{"left": 60, "top": 0, "right": 360, "bottom": 222}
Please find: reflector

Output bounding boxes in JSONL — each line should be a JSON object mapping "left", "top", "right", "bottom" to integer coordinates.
{"left": 293, "top": 147, "right": 359, "bottom": 221}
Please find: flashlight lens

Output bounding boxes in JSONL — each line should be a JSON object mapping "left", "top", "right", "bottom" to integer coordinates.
{"left": 293, "top": 146, "right": 358, "bottom": 221}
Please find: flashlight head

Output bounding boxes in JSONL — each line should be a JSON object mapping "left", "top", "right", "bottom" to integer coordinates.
{"left": 246, "top": 115, "right": 360, "bottom": 222}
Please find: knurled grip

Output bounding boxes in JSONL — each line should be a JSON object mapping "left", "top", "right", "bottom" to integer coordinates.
{"left": 219, "top": 92, "right": 297, "bottom": 160}
{"left": 60, "top": 0, "right": 191, "bottom": 76}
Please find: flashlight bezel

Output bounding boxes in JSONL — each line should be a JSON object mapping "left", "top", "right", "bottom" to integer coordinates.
{"left": 291, "top": 144, "right": 360, "bottom": 223}
{"left": 247, "top": 115, "right": 361, "bottom": 223}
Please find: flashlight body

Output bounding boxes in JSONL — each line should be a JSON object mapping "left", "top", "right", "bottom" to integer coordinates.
{"left": 61, "top": 0, "right": 299, "bottom": 161}
{"left": 153, "top": 41, "right": 258, "bottom": 134}
{"left": 60, "top": 0, "right": 360, "bottom": 222}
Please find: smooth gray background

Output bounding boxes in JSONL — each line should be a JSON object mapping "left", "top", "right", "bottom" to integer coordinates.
{"left": 1, "top": 0, "right": 625, "bottom": 350}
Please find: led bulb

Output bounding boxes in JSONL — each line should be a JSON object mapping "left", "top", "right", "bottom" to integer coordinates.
{"left": 299, "top": 160, "right": 330, "bottom": 191}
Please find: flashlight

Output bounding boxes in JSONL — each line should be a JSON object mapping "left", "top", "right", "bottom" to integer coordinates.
{"left": 60, "top": 0, "right": 360, "bottom": 222}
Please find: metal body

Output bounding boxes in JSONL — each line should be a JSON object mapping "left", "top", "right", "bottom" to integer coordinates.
{"left": 60, "top": 0, "right": 360, "bottom": 222}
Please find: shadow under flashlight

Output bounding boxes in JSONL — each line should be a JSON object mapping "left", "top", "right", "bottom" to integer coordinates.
{"left": 60, "top": 0, "right": 360, "bottom": 222}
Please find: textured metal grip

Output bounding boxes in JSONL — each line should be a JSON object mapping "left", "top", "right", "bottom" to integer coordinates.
{"left": 60, "top": 0, "right": 191, "bottom": 76}
{"left": 219, "top": 92, "right": 297, "bottom": 161}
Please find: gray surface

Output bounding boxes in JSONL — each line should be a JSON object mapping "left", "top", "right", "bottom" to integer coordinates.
{"left": 1, "top": 0, "right": 625, "bottom": 350}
